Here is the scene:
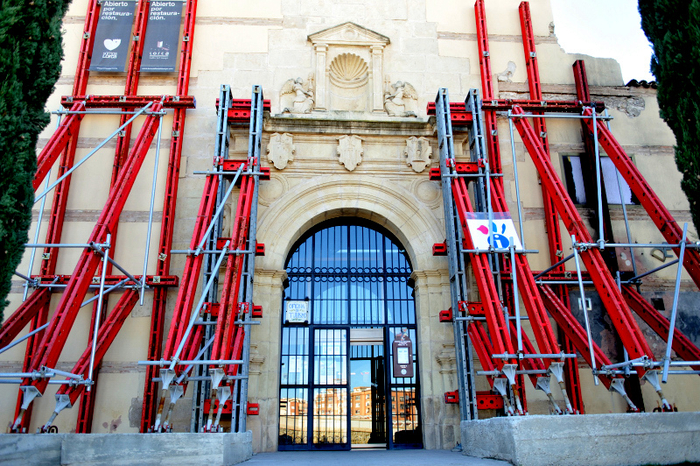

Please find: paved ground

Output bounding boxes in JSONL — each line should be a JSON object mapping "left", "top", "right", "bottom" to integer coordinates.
{"left": 244, "top": 449, "right": 509, "bottom": 466}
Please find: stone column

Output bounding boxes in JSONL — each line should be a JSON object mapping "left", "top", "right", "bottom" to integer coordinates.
{"left": 371, "top": 45, "right": 385, "bottom": 113}
{"left": 248, "top": 269, "right": 287, "bottom": 452}
{"left": 411, "top": 269, "right": 460, "bottom": 450}
{"left": 314, "top": 44, "right": 328, "bottom": 111}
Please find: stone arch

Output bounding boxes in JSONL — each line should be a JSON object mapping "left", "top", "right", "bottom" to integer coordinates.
{"left": 256, "top": 174, "right": 445, "bottom": 273}
{"left": 251, "top": 175, "right": 455, "bottom": 451}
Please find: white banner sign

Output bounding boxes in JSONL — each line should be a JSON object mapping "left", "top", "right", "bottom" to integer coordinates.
{"left": 285, "top": 300, "right": 309, "bottom": 324}
{"left": 466, "top": 214, "right": 523, "bottom": 251}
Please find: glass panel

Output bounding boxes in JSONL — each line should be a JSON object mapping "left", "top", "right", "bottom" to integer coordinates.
{"left": 312, "top": 388, "right": 347, "bottom": 445}
{"left": 390, "top": 387, "right": 419, "bottom": 445}
{"left": 280, "top": 327, "right": 309, "bottom": 385}
{"left": 313, "top": 329, "right": 347, "bottom": 385}
{"left": 279, "top": 388, "right": 308, "bottom": 445}
{"left": 313, "top": 281, "right": 348, "bottom": 325}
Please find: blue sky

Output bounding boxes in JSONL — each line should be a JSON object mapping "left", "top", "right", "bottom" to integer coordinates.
{"left": 551, "top": 0, "right": 655, "bottom": 82}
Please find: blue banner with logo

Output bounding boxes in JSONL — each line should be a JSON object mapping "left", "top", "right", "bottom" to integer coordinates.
{"left": 89, "top": 1, "right": 137, "bottom": 72}
{"left": 140, "top": 1, "right": 184, "bottom": 72}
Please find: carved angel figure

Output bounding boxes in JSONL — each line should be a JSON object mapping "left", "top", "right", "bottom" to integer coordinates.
{"left": 384, "top": 80, "right": 418, "bottom": 117}
{"left": 280, "top": 77, "right": 315, "bottom": 114}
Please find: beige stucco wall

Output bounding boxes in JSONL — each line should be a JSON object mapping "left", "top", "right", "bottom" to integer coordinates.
{"left": 1, "top": 0, "right": 699, "bottom": 451}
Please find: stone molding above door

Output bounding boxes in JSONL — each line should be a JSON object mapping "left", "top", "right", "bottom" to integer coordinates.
{"left": 308, "top": 22, "right": 389, "bottom": 113}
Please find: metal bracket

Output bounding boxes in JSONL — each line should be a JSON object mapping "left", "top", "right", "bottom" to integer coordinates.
{"left": 20, "top": 386, "right": 42, "bottom": 409}
{"left": 501, "top": 364, "right": 518, "bottom": 386}
{"left": 160, "top": 368, "right": 176, "bottom": 388}
{"left": 641, "top": 369, "right": 671, "bottom": 410}
{"left": 609, "top": 378, "right": 638, "bottom": 411}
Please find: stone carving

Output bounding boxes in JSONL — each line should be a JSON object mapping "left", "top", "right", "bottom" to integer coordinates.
{"left": 337, "top": 135, "right": 363, "bottom": 171}
{"left": 308, "top": 22, "right": 390, "bottom": 112}
{"left": 404, "top": 136, "right": 432, "bottom": 173}
{"left": 497, "top": 61, "right": 516, "bottom": 82}
{"left": 280, "top": 76, "right": 315, "bottom": 114}
{"left": 266, "top": 133, "right": 296, "bottom": 170}
{"left": 384, "top": 80, "right": 418, "bottom": 117}
{"left": 329, "top": 53, "right": 369, "bottom": 88}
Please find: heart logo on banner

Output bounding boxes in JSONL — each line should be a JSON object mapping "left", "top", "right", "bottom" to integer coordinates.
{"left": 104, "top": 39, "right": 121, "bottom": 51}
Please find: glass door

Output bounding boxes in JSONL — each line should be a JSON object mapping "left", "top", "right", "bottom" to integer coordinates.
{"left": 311, "top": 328, "right": 348, "bottom": 449}
{"left": 279, "top": 222, "right": 422, "bottom": 451}
{"left": 350, "top": 342, "right": 386, "bottom": 448}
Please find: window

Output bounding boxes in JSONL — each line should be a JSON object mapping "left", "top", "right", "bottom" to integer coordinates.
{"left": 562, "top": 155, "right": 638, "bottom": 205}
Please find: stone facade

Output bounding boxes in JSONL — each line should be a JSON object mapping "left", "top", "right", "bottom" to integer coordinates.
{"left": 1, "top": 0, "right": 699, "bottom": 454}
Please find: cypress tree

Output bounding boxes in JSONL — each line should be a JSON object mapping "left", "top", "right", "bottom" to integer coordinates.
{"left": 639, "top": 0, "right": 700, "bottom": 233}
{"left": 0, "top": 0, "right": 71, "bottom": 322}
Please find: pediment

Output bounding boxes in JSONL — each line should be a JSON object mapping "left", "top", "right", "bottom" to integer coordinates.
{"left": 308, "top": 22, "right": 390, "bottom": 47}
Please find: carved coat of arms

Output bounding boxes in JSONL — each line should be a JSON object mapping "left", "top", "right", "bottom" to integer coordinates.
{"left": 337, "top": 135, "right": 364, "bottom": 171}
{"left": 266, "top": 133, "right": 296, "bottom": 170}
{"left": 404, "top": 136, "right": 432, "bottom": 173}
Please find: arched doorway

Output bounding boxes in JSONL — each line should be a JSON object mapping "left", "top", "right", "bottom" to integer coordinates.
{"left": 278, "top": 221, "right": 422, "bottom": 450}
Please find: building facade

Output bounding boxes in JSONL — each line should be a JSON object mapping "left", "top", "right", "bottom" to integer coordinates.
{"left": 1, "top": 0, "right": 699, "bottom": 454}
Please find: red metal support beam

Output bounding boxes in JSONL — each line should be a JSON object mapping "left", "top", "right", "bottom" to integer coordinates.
{"left": 10, "top": 0, "right": 103, "bottom": 430}
{"left": 622, "top": 287, "right": 700, "bottom": 372}
{"left": 33, "top": 101, "right": 86, "bottom": 190}
{"left": 0, "top": 288, "right": 50, "bottom": 349}
{"left": 212, "top": 173, "right": 255, "bottom": 364}
{"left": 55, "top": 290, "right": 140, "bottom": 410}
{"left": 452, "top": 177, "right": 514, "bottom": 364}
{"left": 474, "top": 0, "right": 502, "bottom": 173}
{"left": 573, "top": 61, "right": 618, "bottom": 273}
{"left": 519, "top": 0, "right": 583, "bottom": 413}
{"left": 76, "top": 2, "right": 150, "bottom": 431}
{"left": 540, "top": 285, "right": 614, "bottom": 390}
{"left": 61, "top": 95, "right": 195, "bottom": 109}
{"left": 16, "top": 105, "right": 164, "bottom": 409}
{"left": 141, "top": 0, "right": 200, "bottom": 431}
{"left": 512, "top": 105, "right": 654, "bottom": 374}
{"left": 581, "top": 107, "right": 700, "bottom": 290}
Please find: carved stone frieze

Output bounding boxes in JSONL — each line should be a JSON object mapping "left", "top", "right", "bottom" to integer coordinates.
{"left": 384, "top": 79, "right": 418, "bottom": 117}
{"left": 280, "top": 77, "right": 315, "bottom": 114}
{"left": 308, "top": 22, "right": 390, "bottom": 113}
{"left": 336, "top": 135, "right": 363, "bottom": 171}
{"left": 404, "top": 136, "right": 432, "bottom": 173}
{"left": 266, "top": 133, "right": 296, "bottom": 170}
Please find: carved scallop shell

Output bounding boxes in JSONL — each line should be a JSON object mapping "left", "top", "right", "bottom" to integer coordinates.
{"left": 329, "top": 53, "right": 369, "bottom": 88}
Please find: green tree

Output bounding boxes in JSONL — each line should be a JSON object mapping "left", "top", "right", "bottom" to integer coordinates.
{"left": 639, "top": 0, "right": 700, "bottom": 233}
{"left": 0, "top": 0, "right": 71, "bottom": 322}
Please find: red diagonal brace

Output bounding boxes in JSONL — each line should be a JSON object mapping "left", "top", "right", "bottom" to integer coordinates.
{"left": 512, "top": 105, "right": 653, "bottom": 374}
{"left": 452, "top": 177, "right": 514, "bottom": 364}
{"left": 540, "top": 285, "right": 614, "bottom": 390}
{"left": 0, "top": 288, "right": 50, "bottom": 350}
{"left": 34, "top": 101, "right": 86, "bottom": 190}
{"left": 582, "top": 108, "right": 700, "bottom": 289}
{"left": 163, "top": 173, "right": 220, "bottom": 361}
{"left": 55, "top": 290, "right": 139, "bottom": 407}
{"left": 213, "top": 174, "right": 254, "bottom": 363}
{"left": 622, "top": 286, "right": 700, "bottom": 372}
